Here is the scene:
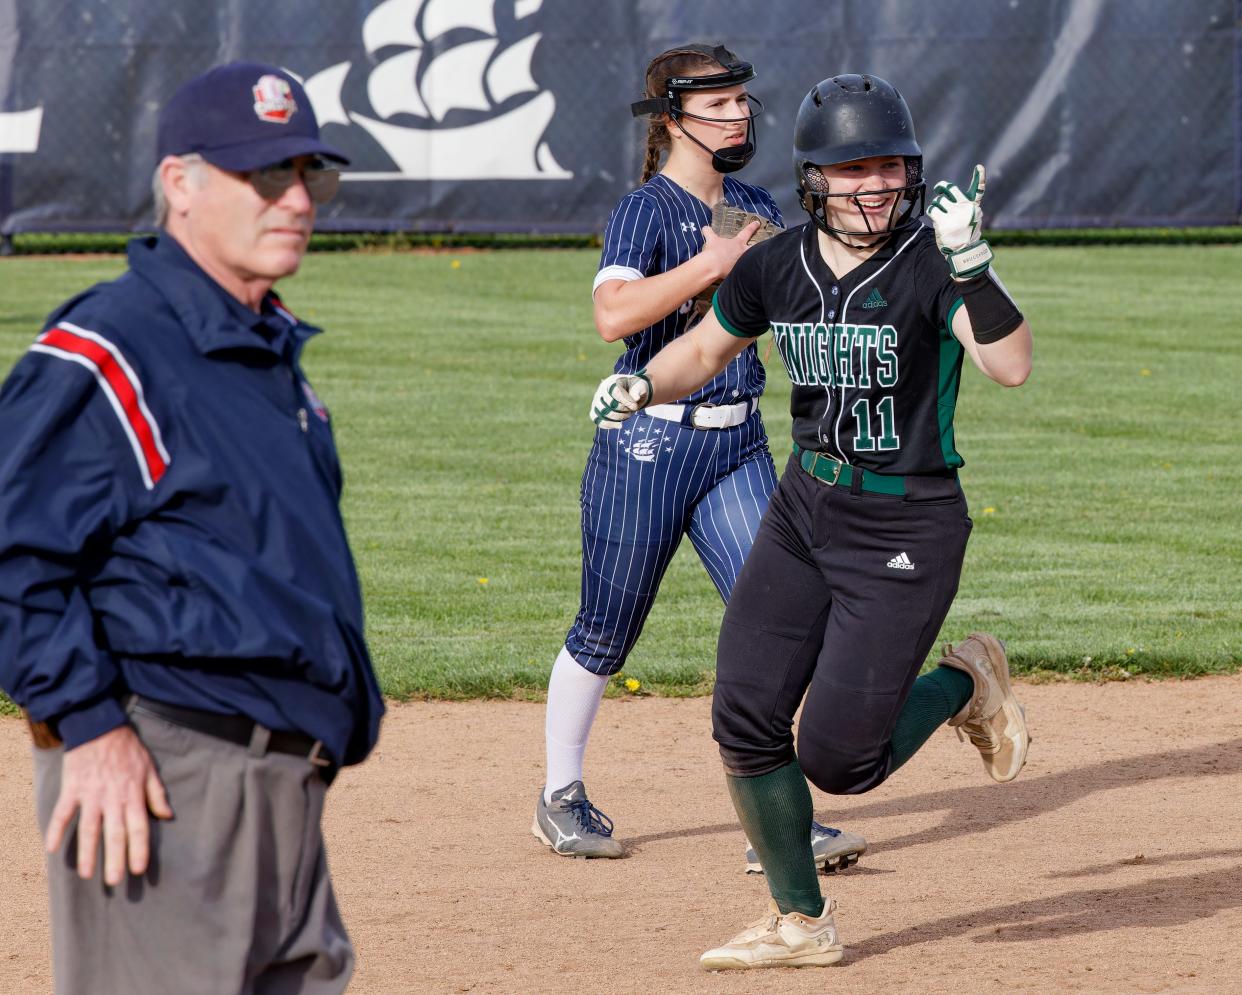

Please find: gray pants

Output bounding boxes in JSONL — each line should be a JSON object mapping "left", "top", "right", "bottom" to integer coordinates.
{"left": 33, "top": 706, "right": 354, "bottom": 995}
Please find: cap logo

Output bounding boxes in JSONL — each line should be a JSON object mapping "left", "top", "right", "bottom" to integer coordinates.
{"left": 252, "top": 74, "right": 297, "bottom": 125}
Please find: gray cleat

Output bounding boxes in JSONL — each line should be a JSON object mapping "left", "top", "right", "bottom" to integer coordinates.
{"left": 532, "top": 780, "right": 624, "bottom": 859}
{"left": 745, "top": 822, "right": 867, "bottom": 874}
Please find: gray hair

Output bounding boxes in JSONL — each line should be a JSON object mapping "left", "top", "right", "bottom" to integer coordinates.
{"left": 152, "top": 153, "right": 206, "bottom": 227}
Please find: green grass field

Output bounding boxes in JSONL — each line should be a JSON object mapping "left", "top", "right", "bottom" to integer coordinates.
{"left": 1, "top": 245, "right": 1238, "bottom": 699}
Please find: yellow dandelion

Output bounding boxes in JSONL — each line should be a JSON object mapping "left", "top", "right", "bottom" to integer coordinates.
{"left": 983, "top": 506, "right": 995, "bottom": 515}
{"left": 624, "top": 678, "right": 641, "bottom": 692}
{"left": 1139, "top": 369, "right": 1151, "bottom": 376}
{"left": 450, "top": 259, "right": 462, "bottom": 270}
{"left": 1125, "top": 647, "right": 1135, "bottom": 656}
{"left": 477, "top": 577, "right": 489, "bottom": 586}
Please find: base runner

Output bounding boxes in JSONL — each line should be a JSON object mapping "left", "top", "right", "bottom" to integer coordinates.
{"left": 589, "top": 72, "right": 1033, "bottom": 970}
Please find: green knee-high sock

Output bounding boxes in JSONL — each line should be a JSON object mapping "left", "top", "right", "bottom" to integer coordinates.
{"left": 726, "top": 761, "right": 824, "bottom": 917}
{"left": 889, "top": 665, "right": 975, "bottom": 771}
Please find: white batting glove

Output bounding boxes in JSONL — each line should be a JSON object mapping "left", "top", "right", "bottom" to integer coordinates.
{"left": 928, "top": 164, "right": 993, "bottom": 280}
{"left": 590, "top": 372, "right": 651, "bottom": 429}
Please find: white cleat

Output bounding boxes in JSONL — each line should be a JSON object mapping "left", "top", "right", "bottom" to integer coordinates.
{"left": 700, "top": 899, "right": 844, "bottom": 971}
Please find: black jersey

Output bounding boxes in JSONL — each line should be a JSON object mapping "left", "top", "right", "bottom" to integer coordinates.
{"left": 714, "top": 221, "right": 967, "bottom": 477}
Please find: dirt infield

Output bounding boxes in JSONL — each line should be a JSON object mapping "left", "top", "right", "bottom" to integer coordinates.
{"left": 2, "top": 676, "right": 1241, "bottom": 994}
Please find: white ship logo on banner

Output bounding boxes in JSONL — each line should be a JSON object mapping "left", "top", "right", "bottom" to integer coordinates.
{"left": 296, "top": 0, "right": 570, "bottom": 181}
{"left": 0, "top": 107, "right": 43, "bottom": 154}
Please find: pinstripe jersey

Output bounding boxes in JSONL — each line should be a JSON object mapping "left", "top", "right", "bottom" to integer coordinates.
{"left": 592, "top": 173, "right": 782, "bottom": 406}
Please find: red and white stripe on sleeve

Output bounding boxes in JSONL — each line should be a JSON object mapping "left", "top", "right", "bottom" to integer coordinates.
{"left": 29, "top": 322, "right": 171, "bottom": 490}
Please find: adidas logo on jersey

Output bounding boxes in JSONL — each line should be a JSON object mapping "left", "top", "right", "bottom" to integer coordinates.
{"left": 886, "top": 552, "right": 915, "bottom": 570}
{"left": 861, "top": 287, "right": 888, "bottom": 309}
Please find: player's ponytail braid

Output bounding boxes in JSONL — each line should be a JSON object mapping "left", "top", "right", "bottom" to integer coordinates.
{"left": 638, "top": 46, "right": 723, "bottom": 184}
{"left": 639, "top": 122, "right": 665, "bottom": 185}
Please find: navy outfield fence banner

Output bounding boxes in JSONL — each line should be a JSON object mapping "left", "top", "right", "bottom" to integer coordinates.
{"left": 0, "top": 0, "right": 1238, "bottom": 235}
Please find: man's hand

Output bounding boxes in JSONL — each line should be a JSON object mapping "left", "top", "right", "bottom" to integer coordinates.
{"left": 928, "top": 163, "right": 993, "bottom": 280}
{"left": 590, "top": 372, "right": 651, "bottom": 429}
{"left": 45, "top": 724, "right": 174, "bottom": 886}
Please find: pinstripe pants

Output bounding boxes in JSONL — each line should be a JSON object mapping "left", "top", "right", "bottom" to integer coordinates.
{"left": 565, "top": 408, "right": 777, "bottom": 675}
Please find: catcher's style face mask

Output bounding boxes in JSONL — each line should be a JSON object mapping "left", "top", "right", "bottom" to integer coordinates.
{"left": 631, "top": 45, "right": 763, "bottom": 174}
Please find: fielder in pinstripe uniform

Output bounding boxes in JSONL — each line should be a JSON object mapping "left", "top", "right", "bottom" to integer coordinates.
{"left": 533, "top": 44, "right": 866, "bottom": 871}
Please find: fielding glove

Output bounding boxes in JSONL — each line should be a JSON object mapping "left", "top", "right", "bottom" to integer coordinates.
{"left": 692, "top": 202, "right": 784, "bottom": 316}
{"left": 928, "top": 164, "right": 993, "bottom": 280}
{"left": 590, "top": 372, "right": 651, "bottom": 429}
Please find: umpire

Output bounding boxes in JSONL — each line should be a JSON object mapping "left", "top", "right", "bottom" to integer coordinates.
{"left": 0, "top": 62, "right": 383, "bottom": 994}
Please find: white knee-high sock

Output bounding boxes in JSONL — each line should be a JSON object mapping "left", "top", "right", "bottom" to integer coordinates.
{"left": 543, "top": 646, "right": 610, "bottom": 804}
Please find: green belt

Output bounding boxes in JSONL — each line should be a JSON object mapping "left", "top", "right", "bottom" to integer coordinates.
{"left": 793, "top": 444, "right": 906, "bottom": 495}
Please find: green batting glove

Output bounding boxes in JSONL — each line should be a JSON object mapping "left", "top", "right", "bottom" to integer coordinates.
{"left": 590, "top": 371, "right": 652, "bottom": 429}
{"left": 928, "top": 163, "right": 994, "bottom": 280}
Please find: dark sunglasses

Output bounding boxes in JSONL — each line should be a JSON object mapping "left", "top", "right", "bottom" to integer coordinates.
{"left": 246, "top": 157, "right": 341, "bottom": 204}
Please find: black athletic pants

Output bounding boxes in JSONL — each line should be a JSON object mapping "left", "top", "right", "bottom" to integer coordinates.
{"left": 712, "top": 454, "right": 973, "bottom": 793}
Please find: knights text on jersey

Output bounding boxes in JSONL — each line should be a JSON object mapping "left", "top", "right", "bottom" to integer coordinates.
{"left": 713, "top": 222, "right": 970, "bottom": 476}
{"left": 593, "top": 173, "right": 782, "bottom": 407}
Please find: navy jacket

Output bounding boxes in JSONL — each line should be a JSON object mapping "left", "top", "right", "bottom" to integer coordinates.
{"left": 0, "top": 236, "right": 383, "bottom": 766}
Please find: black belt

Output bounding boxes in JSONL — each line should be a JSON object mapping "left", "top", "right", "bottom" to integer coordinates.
{"left": 127, "top": 694, "right": 336, "bottom": 780}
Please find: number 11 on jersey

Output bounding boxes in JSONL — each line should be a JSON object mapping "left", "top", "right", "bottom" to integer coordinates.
{"left": 852, "top": 396, "right": 900, "bottom": 451}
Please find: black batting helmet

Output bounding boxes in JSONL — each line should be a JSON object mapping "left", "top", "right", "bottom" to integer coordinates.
{"left": 793, "top": 74, "right": 925, "bottom": 240}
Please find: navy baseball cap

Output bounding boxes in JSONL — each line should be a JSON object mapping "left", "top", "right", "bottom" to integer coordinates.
{"left": 157, "top": 61, "right": 349, "bottom": 171}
